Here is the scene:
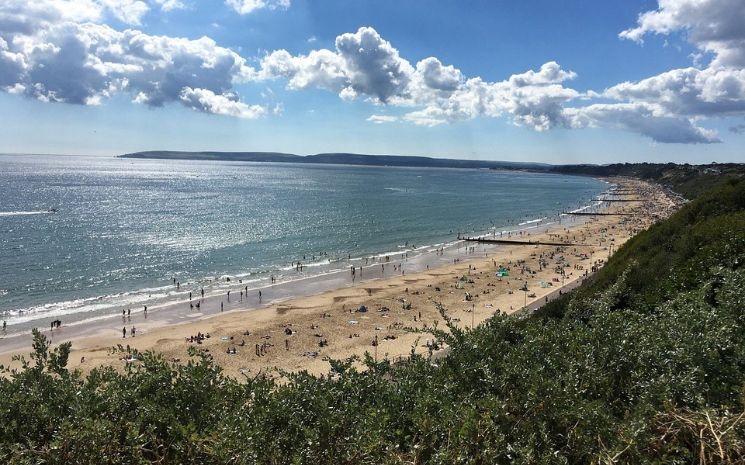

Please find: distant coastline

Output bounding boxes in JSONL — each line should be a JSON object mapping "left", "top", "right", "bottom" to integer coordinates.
{"left": 119, "top": 151, "right": 551, "bottom": 171}
{"left": 118, "top": 152, "right": 743, "bottom": 189}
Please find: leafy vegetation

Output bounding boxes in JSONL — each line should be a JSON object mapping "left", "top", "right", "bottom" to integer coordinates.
{"left": 1, "top": 178, "right": 744, "bottom": 464}
{"left": 549, "top": 162, "right": 745, "bottom": 199}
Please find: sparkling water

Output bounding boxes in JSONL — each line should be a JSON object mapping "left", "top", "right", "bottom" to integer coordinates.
{"left": 0, "top": 154, "right": 606, "bottom": 331}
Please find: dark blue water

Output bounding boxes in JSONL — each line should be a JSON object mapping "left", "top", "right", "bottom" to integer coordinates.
{"left": 0, "top": 154, "right": 605, "bottom": 327}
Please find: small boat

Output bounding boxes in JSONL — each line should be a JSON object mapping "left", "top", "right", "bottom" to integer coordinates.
{"left": 48, "top": 208, "right": 58, "bottom": 213}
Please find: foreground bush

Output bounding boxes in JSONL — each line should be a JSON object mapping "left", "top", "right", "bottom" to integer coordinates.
{"left": 1, "top": 180, "right": 743, "bottom": 464}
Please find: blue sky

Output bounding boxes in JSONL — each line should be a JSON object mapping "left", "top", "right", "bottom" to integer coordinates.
{"left": 1, "top": 0, "right": 744, "bottom": 163}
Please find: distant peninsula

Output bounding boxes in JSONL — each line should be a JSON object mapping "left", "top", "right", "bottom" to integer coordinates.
{"left": 119, "top": 151, "right": 550, "bottom": 171}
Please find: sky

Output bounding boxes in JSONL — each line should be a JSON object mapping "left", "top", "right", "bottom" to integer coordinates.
{"left": 1, "top": 0, "right": 744, "bottom": 164}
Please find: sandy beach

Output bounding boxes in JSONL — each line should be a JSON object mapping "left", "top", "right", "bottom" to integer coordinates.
{"left": 0, "top": 178, "right": 679, "bottom": 378}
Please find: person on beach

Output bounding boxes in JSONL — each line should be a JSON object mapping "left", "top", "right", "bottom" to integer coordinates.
{"left": 227, "top": 290, "right": 231, "bottom": 301}
{"left": 189, "top": 292, "right": 192, "bottom": 301}
{"left": 143, "top": 305, "right": 147, "bottom": 317}
{"left": 2, "top": 321, "right": 6, "bottom": 332}
{"left": 131, "top": 327, "right": 136, "bottom": 337}
{"left": 122, "top": 327, "right": 126, "bottom": 338}
{"left": 258, "top": 290, "right": 262, "bottom": 302}
{"left": 201, "top": 288, "right": 204, "bottom": 298}
{"left": 221, "top": 302, "right": 223, "bottom": 312}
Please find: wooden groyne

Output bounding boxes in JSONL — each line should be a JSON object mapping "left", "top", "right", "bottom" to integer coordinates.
{"left": 564, "top": 212, "right": 633, "bottom": 216}
{"left": 458, "top": 236, "right": 588, "bottom": 247}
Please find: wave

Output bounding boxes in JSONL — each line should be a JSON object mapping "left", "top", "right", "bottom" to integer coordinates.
{"left": 0, "top": 210, "right": 53, "bottom": 217}
{"left": 518, "top": 217, "right": 547, "bottom": 226}
{"left": 559, "top": 201, "right": 603, "bottom": 216}
{"left": 3, "top": 193, "right": 606, "bottom": 327}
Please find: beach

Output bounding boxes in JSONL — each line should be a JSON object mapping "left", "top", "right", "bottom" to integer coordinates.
{"left": 0, "top": 178, "right": 678, "bottom": 377}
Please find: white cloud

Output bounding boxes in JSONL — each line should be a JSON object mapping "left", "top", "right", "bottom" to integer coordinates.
{"left": 564, "top": 103, "right": 719, "bottom": 144}
{"left": 258, "top": 27, "right": 580, "bottom": 131}
{"left": 260, "top": 48, "right": 347, "bottom": 92}
{"left": 0, "top": 0, "right": 146, "bottom": 28}
{"left": 225, "top": 0, "right": 290, "bottom": 15}
{"left": 0, "top": 1, "right": 263, "bottom": 117}
{"left": 508, "top": 61, "right": 577, "bottom": 86}
{"left": 153, "top": 0, "right": 186, "bottom": 12}
{"left": 99, "top": 0, "right": 150, "bottom": 25}
{"left": 333, "top": 27, "right": 414, "bottom": 103}
{"left": 415, "top": 57, "right": 463, "bottom": 91}
{"left": 604, "top": 66, "right": 745, "bottom": 117}
{"left": 180, "top": 87, "right": 266, "bottom": 118}
{"left": 620, "top": 0, "right": 745, "bottom": 67}
{"left": 3, "top": 1, "right": 745, "bottom": 141}
{"left": 257, "top": 24, "right": 725, "bottom": 142}
{"left": 367, "top": 114, "right": 398, "bottom": 124}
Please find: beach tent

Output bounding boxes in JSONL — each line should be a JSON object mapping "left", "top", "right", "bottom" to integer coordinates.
{"left": 496, "top": 267, "right": 509, "bottom": 277}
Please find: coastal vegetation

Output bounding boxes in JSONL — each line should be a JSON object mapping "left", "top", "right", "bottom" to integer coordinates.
{"left": 1, "top": 175, "right": 744, "bottom": 464}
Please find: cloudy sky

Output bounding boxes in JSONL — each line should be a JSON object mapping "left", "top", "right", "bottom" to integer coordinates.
{"left": 1, "top": 0, "right": 744, "bottom": 163}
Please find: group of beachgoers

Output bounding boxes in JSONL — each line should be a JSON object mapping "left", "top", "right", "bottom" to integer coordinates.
{"left": 98, "top": 185, "right": 667, "bottom": 371}
{"left": 186, "top": 332, "right": 210, "bottom": 344}
{"left": 122, "top": 306, "right": 147, "bottom": 321}
{"left": 122, "top": 326, "right": 137, "bottom": 338}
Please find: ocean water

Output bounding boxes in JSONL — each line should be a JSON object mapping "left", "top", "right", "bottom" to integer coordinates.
{"left": 0, "top": 154, "right": 606, "bottom": 332}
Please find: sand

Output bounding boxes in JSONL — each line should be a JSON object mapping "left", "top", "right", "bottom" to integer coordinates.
{"left": 0, "top": 179, "right": 679, "bottom": 378}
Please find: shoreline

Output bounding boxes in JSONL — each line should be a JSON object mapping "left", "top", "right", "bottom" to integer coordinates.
{"left": 0, "top": 198, "right": 602, "bottom": 334}
{"left": 0, "top": 178, "right": 677, "bottom": 377}
{"left": 0, "top": 186, "right": 605, "bottom": 342}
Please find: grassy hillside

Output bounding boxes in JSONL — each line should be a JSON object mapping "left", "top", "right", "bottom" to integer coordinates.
{"left": 1, "top": 179, "right": 744, "bottom": 464}
{"left": 537, "top": 177, "right": 745, "bottom": 318}
{"left": 549, "top": 162, "right": 745, "bottom": 199}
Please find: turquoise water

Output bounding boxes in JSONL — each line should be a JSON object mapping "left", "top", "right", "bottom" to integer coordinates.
{"left": 0, "top": 154, "right": 606, "bottom": 331}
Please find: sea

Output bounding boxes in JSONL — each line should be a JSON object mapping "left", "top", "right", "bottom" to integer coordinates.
{"left": 0, "top": 154, "right": 607, "bottom": 335}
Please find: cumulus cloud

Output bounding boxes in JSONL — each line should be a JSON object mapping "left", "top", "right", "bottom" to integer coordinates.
{"left": 260, "top": 27, "right": 415, "bottom": 103}
{"left": 0, "top": 0, "right": 265, "bottom": 117}
{"left": 367, "top": 114, "right": 398, "bottom": 124}
{"left": 333, "top": 27, "right": 414, "bottom": 103}
{"left": 225, "top": 0, "right": 290, "bottom": 15}
{"left": 598, "top": 0, "right": 745, "bottom": 142}
{"left": 620, "top": 0, "right": 745, "bottom": 67}
{"left": 257, "top": 24, "right": 730, "bottom": 142}
{"left": 415, "top": 57, "right": 463, "bottom": 91}
{"left": 564, "top": 103, "right": 720, "bottom": 144}
{"left": 258, "top": 28, "right": 581, "bottom": 131}
{"left": 180, "top": 87, "right": 265, "bottom": 118}
{"left": 0, "top": 0, "right": 149, "bottom": 28}
{"left": 604, "top": 66, "right": 745, "bottom": 116}
{"left": 2, "top": 0, "right": 744, "bottom": 141}
{"left": 259, "top": 48, "right": 347, "bottom": 92}
{"left": 153, "top": 0, "right": 186, "bottom": 12}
